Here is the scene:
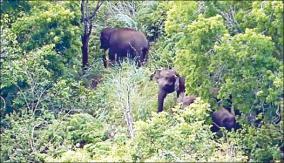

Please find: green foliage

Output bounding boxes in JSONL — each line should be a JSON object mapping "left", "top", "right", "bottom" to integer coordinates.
{"left": 67, "top": 114, "right": 107, "bottom": 144}
{"left": 1, "top": 45, "right": 59, "bottom": 114}
{"left": 135, "top": 1, "right": 168, "bottom": 42}
{"left": 102, "top": 1, "right": 142, "bottom": 29}
{"left": 132, "top": 99, "right": 247, "bottom": 162}
{"left": 0, "top": 1, "right": 31, "bottom": 27}
{"left": 163, "top": 1, "right": 283, "bottom": 121}
{"left": 45, "top": 149, "right": 93, "bottom": 162}
{"left": 175, "top": 15, "right": 227, "bottom": 99}
{"left": 44, "top": 78, "right": 98, "bottom": 114}
{"left": 44, "top": 114, "right": 107, "bottom": 144}
{"left": 0, "top": 110, "right": 54, "bottom": 162}
{"left": 147, "top": 2, "right": 199, "bottom": 68}
{"left": 148, "top": 36, "right": 178, "bottom": 68}
{"left": 1, "top": 1, "right": 82, "bottom": 116}
{"left": 210, "top": 29, "right": 281, "bottom": 114}
{"left": 1, "top": 44, "right": 93, "bottom": 114}
{"left": 1, "top": 1, "right": 283, "bottom": 162}
{"left": 88, "top": 62, "right": 159, "bottom": 123}
{"left": 35, "top": 113, "right": 108, "bottom": 160}
{"left": 241, "top": 1, "right": 283, "bottom": 58}
{"left": 202, "top": 1, "right": 283, "bottom": 57}
{"left": 232, "top": 122, "right": 283, "bottom": 162}
{"left": 165, "top": 1, "right": 198, "bottom": 35}
{"left": 11, "top": 1, "right": 81, "bottom": 59}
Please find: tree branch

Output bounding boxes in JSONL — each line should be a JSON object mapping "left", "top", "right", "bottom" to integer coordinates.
{"left": 88, "top": 0, "right": 104, "bottom": 20}
{"left": 80, "top": 0, "right": 85, "bottom": 23}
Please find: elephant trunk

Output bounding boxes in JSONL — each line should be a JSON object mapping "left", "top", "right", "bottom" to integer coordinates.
{"left": 158, "top": 89, "right": 167, "bottom": 112}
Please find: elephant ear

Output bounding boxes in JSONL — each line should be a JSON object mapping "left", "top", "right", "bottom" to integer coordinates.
{"left": 150, "top": 69, "right": 161, "bottom": 81}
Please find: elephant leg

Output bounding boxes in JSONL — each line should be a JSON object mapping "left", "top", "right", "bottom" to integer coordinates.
{"left": 129, "top": 48, "right": 139, "bottom": 66}
{"left": 108, "top": 48, "right": 117, "bottom": 66}
{"left": 103, "top": 49, "right": 109, "bottom": 68}
{"left": 116, "top": 51, "right": 124, "bottom": 66}
{"left": 127, "top": 42, "right": 140, "bottom": 65}
{"left": 133, "top": 47, "right": 148, "bottom": 67}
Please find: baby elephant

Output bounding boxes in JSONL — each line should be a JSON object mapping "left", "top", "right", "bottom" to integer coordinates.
{"left": 177, "top": 92, "right": 197, "bottom": 108}
{"left": 176, "top": 77, "right": 196, "bottom": 107}
{"left": 211, "top": 107, "right": 238, "bottom": 132}
{"left": 150, "top": 69, "right": 185, "bottom": 112}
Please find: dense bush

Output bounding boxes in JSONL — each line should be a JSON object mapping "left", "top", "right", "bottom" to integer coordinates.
{"left": 11, "top": 1, "right": 81, "bottom": 58}
{"left": 85, "top": 62, "right": 177, "bottom": 123}
{"left": 132, "top": 99, "right": 248, "bottom": 162}
{"left": 164, "top": 1, "right": 283, "bottom": 122}
{"left": 1, "top": 1, "right": 82, "bottom": 117}
{"left": 0, "top": 110, "right": 54, "bottom": 162}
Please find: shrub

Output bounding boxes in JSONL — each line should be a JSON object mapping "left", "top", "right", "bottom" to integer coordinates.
{"left": 131, "top": 98, "right": 248, "bottom": 162}
{"left": 0, "top": 110, "right": 54, "bottom": 162}
{"left": 36, "top": 113, "right": 108, "bottom": 160}
{"left": 88, "top": 62, "right": 173, "bottom": 123}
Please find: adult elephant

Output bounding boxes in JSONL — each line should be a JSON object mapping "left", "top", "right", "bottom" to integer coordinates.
{"left": 100, "top": 27, "right": 149, "bottom": 67}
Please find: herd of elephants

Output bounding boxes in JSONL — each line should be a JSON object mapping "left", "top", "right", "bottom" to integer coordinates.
{"left": 99, "top": 27, "right": 240, "bottom": 132}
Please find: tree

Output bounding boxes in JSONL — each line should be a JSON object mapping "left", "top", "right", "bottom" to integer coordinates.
{"left": 164, "top": 1, "right": 283, "bottom": 122}
{"left": 80, "top": 0, "right": 103, "bottom": 70}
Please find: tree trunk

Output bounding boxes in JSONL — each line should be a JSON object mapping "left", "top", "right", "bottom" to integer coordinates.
{"left": 81, "top": 32, "right": 89, "bottom": 70}
{"left": 80, "top": 0, "right": 103, "bottom": 71}
{"left": 81, "top": 0, "right": 91, "bottom": 71}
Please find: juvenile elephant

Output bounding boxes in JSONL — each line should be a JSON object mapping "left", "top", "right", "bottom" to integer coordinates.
{"left": 100, "top": 27, "right": 149, "bottom": 67}
{"left": 150, "top": 69, "right": 185, "bottom": 112}
{"left": 211, "top": 107, "right": 239, "bottom": 132}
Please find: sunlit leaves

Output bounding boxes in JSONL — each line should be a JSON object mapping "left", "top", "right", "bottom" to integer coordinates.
{"left": 11, "top": 1, "right": 81, "bottom": 58}
{"left": 175, "top": 15, "right": 227, "bottom": 98}
{"left": 165, "top": 1, "right": 198, "bottom": 35}
{"left": 211, "top": 29, "right": 281, "bottom": 113}
{"left": 133, "top": 99, "right": 247, "bottom": 162}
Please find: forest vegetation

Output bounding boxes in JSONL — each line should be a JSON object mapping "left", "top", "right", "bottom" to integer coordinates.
{"left": 0, "top": 1, "right": 283, "bottom": 162}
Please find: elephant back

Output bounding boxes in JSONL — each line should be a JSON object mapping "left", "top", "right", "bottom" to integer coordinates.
{"left": 109, "top": 29, "right": 148, "bottom": 49}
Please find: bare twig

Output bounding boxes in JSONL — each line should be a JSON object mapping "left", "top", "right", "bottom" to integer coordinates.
{"left": 115, "top": 71, "right": 135, "bottom": 139}
{"left": 33, "top": 84, "right": 51, "bottom": 116}
{"left": 15, "top": 84, "right": 31, "bottom": 111}
{"left": 125, "top": 84, "right": 135, "bottom": 138}
{"left": 212, "top": 4, "right": 242, "bottom": 34}
{"left": 0, "top": 96, "right": 6, "bottom": 110}
{"left": 30, "top": 121, "right": 48, "bottom": 152}
{"left": 88, "top": 0, "right": 104, "bottom": 20}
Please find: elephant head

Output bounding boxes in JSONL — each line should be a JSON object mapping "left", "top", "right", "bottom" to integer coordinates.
{"left": 100, "top": 27, "right": 116, "bottom": 51}
{"left": 150, "top": 69, "right": 185, "bottom": 112}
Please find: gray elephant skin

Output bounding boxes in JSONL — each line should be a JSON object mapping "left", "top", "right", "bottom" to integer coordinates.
{"left": 100, "top": 27, "right": 149, "bottom": 67}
